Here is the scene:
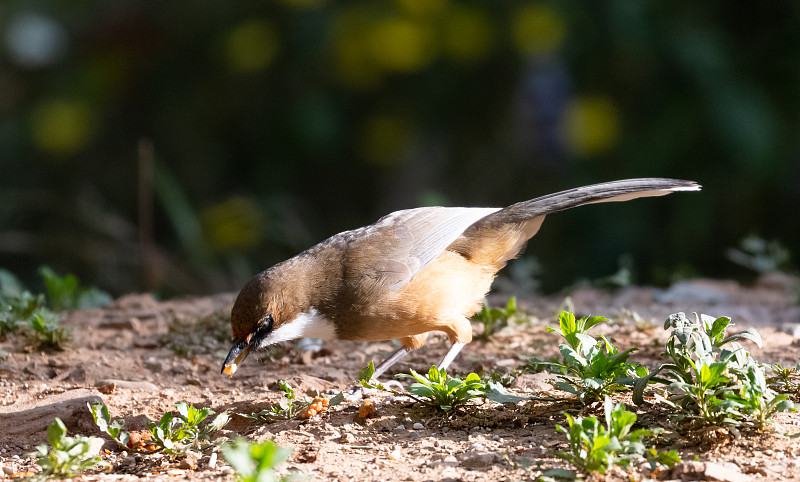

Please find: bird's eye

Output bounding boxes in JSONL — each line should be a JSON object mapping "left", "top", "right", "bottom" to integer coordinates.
{"left": 253, "top": 315, "right": 273, "bottom": 337}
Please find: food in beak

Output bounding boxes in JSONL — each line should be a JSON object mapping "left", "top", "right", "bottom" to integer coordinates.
{"left": 221, "top": 340, "right": 252, "bottom": 376}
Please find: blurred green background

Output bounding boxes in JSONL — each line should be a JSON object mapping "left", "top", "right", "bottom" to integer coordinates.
{"left": 1, "top": 0, "right": 798, "bottom": 297}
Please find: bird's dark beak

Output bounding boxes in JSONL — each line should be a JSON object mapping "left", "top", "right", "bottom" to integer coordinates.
{"left": 221, "top": 339, "right": 252, "bottom": 376}
{"left": 221, "top": 315, "right": 274, "bottom": 376}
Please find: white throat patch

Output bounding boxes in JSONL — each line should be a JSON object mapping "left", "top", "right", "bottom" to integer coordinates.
{"left": 257, "top": 308, "right": 337, "bottom": 348}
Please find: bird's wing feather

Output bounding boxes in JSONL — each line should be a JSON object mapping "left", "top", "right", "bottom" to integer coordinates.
{"left": 353, "top": 206, "right": 500, "bottom": 291}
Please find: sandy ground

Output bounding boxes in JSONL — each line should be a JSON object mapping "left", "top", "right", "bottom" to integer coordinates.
{"left": 1, "top": 274, "right": 799, "bottom": 481}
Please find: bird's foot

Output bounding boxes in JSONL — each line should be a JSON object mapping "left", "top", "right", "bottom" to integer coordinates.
{"left": 343, "top": 378, "right": 405, "bottom": 401}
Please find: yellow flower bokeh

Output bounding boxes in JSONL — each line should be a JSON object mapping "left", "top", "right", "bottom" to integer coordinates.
{"left": 512, "top": 4, "right": 566, "bottom": 57}
{"left": 395, "top": 0, "right": 448, "bottom": 17}
{"left": 442, "top": 6, "right": 495, "bottom": 63}
{"left": 358, "top": 113, "right": 414, "bottom": 166}
{"left": 201, "top": 197, "right": 263, "bottom": 253}
{"left": 366, "top": 17, "right": 437, "bottom": 73}
{"left": 31, "top": 99, "right": 95, "bottom": 156}
{"left": 561, "top": 96, "right": 620, "bottom": 157}
{"left": 225, "top": 20, "right": 279, "bottom": 73}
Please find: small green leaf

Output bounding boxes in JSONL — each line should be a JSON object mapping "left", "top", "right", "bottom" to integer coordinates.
{"left": 209, "top": 412, "right": 231, "bottom": 432}
{"left": 555, "top": 381, "right": 579, "bottom": 394}
{"left": 543, "top": 467, "right": 578, "bottom": 479}
{"left": 709, "top": 316, "right": 731, "bottom": 341}
{"left": 174, "top": 401, "right": 190, "bottom": 421}
{"left": 464, "top": 372, "right": 481, "bottom": 383}
{"left": 47, "top": 418, "right": 67, "bottom": 446}
{"left": 720, "top": 328, "right": 762, "bottom": 348}
{"left": 358, "top": 361, "right": 375, "bottom": 382}
{"left": 328, "top": 391, "right": 345, "bottom": 407}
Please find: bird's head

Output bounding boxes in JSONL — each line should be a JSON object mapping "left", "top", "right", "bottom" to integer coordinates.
{"left": 221, "top": 260, "right": 337, "bottom": 376}
{"left": 221, "top": 273, "right": 277, "bottom": 376}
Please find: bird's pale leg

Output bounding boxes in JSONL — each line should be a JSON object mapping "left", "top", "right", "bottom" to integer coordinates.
{"left": 371, "top": 345, "right": 410, "bottom": 379}
{"left": 437, "top": 342, "right": 466, "bottom": 372}
{"left": 344, "top": 345, "right": 410, "bottom": 399}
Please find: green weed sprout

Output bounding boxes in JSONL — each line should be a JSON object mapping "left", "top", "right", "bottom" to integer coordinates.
{"left": 222, "top": 438, "right": 296, "bottom": 482}
{"left": 526, "top": 311, "right": 645, "bottom": 404}
{"left": 31, "top": 418, "right": 106, "bottom": 478}
{"left": 726, "top": 363, "right": 796, "bottom": 430}
{"left": 244, "top": 380, "right": 302, "bottom": 421}
{"left": 239, "top": 380, "right": 342, "bottom": 422}
{"left": 555, "top": 397, "right": 680, "bottom": 475}
{"left": 148, "top": 401, "right": 231, "bottom": 455}
{"left": 39, "top": 265, "right": 111, "bottom": 311}
{"left": 472, "top": 297, "right": 522, "bottom": 341}
{"left": 0, "top": 290, "right": 43, "bottom": 338}
{"left": 398, "top": 366, "right": 488, "bottom": 412}
{"left": 29, "top": 309, "right": 71, "bottom": 349}
{"left": 359, "top": 361, "right": 524, "bottom": 412}
{"left": 1, "top": 267, "right": 108, "bottom": 348}
{"left": 90, "top": 400, "right": 230, "bottom": 456}
{"left": 767, "top": 359, "right": 800, "bottom": 397}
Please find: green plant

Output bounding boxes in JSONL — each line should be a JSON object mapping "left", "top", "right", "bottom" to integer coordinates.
{"left": 39, "top": 266, "right": 112, "bottom": 311}
{"left": 554, "top": 397, "right": 679, "bottom": 476}
{"left": 222, "top": 438, "right": 296, "bottom": 482}
{"left": 526, "top": 311, "right": 645, "bottom": 403}
{"left": 727, "top": 363, "right": 796, "bottom": 429}
{"left": 634, "top": 312, "right": 794, "bottom": 430}
{"left": 479, "top": 369, "right": 518, "bottom": 388}
{"left": 0, "top": 270, "right": 44, "bottom": 338}
{"left": 148, "top": 401, "right": 231, "bottom": 455}
{"left": 0, "top": 291, "right": 43, "bottom": 338}
{"left": 360, "top": 362, "right": 484, "bottom": 412}
{"left": 28, "top": 309, "right": 71, "bottom": 349}
{"left": 90, "top": 401, "right": 230, "bottom": 456}
{"left": 0, "top": 267, "right": 107, "bottom": 348}
{"left": 360, "top": 361, "right": 521, "bottom": 412}
{"left": 660, "top": 357, "right": 745, "bottom": 427}
{"left": 633, "top": 312, "right": 761, "bottom": 406}
{"left": 241, "top": 381, "right": 305, "bottom": 421}
{"left": 725, "top": 235, "right": 791, "bottom": 274}
{"left": 767, "top": 360, "right": 800, "bottom": 397}
{"left": 31, "top": 418, "right": 106, "bottom": 478}
{"left": 472, "top": 296, "right": 523, "bottom": 341}
{"left": 89, "top": 401, "right": 131, "bottom": 448}
{"left": 240, "top": 381, "right": 344, "bottom": 422}
{"left": 399, "top": 365, "right": 489, "bottom": 412}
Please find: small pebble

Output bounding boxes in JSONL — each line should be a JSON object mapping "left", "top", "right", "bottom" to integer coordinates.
{"left": 410, "top": 432, "right": 420, "bottom": 439}
{"left": 412, "top": 423, "right": 424, "bottom": 430}
{"left": 393, "top": 424, "right": 406, "bottom": 431}
{"left": 208, "top": 452, "right": 217, "bottom": 469}
{"left": 341, "top": 433, "right": 356, "bottom": 443}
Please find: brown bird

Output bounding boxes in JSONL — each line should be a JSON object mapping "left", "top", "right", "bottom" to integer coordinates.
{"left": 222, "top": 178, "right": 700, "bottom": 378}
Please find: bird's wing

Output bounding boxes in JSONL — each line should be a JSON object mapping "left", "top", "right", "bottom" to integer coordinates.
{"left": 351, "top": 206, "right": 500, "bottom": 291}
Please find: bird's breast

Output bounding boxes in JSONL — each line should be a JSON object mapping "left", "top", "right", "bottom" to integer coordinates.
{"left": 331, "top": 250, "right": 497, "bottom": 342}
